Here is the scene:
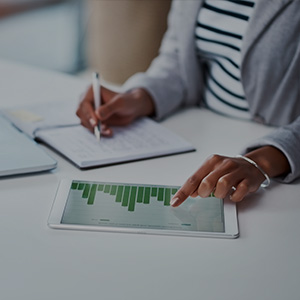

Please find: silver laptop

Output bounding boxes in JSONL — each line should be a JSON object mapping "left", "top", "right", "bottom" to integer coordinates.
{"left": 0, "top": 115, "right": 57, "bottom": 177}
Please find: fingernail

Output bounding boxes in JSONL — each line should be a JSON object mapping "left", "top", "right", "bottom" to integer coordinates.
{"left": 170, "top": 197, "right": 179, "bottom": 207}
{"left": 89, "top": 118, "right": 96, "bottom": 126}
{"left": 101, "top": 128, "right": 113, "bottom": 137}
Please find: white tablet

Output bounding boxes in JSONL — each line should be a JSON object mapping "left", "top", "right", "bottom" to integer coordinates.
{"left": 48, "top": 179, "right": 239, "bottom": 238}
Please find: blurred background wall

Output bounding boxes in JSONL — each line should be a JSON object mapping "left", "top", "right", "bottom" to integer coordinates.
{"left": 87, "top": 0, "right": 171, "bottom": 84}
{"left": 0, "top": 0, "right": 85, "bottom": 73}
{"left": 0, "top": 0, "right": 171, "bottom": 84}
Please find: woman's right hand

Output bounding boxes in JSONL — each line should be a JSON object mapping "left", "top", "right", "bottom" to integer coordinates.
{"left": 76, "top": 86, "right": 155, "bottom": 136}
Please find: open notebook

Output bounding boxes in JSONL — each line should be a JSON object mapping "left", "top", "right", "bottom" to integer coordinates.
{"left": 0, "top": 115, "right": 57, "bottom": 177}
{"left": 2, "top": 101, "right": 195, "bottom": 169}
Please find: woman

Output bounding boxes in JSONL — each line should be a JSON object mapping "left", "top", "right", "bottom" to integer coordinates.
{"left": 77, "top": 0, "right": 300, "bottom": 206}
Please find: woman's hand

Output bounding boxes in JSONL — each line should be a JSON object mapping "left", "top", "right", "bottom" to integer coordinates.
{"left": 171, "top": 146, "right": 291, "bottom": 206}
{"left": 76, "top": 86, "right": 155, "bottom": 136}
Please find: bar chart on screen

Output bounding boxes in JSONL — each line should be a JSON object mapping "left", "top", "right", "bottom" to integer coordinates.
{"left": 61, "top": 180, "right": 225, "bottom": 233}
{"left": 61, "top": 181, "right": 183, "bottom": 229}
{"left": 70, "top": 181, "right": 178, "bottom": 211}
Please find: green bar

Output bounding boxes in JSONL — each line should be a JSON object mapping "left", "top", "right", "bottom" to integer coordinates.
{"left": 144, "top": 187, "right": 150, "bottom": 204}
{"left": 128, "top": 186, "right": 137, "bottom": 212}
{"left": 151, "top": 187, "right": 157, "bottom": 197}
{"left": 115, "top": 185, "right": 124, "bottom": 203}
{"left": 110, "top": 185, "right": 117, "bottom": 195}
{"left": 82, "top": 184, "right": 90, "bottom": 199}
{"left": 71, "top": 182, "right": 78, "bottom": 190}
{"left": 164, "top": 188, "right": 171, "bottom": 206}
{"left": 97, "top": 184, "right": 104, "bottom": 191}
{"left": 87, "top": 184, "right": 97, "bottom": 205}
{"left": 78, "top": 183, "right": 84, "bottom": 190}
{"left": 104, "top": 185, "right": 111, "bottom": 193}
{"left": 158, "top": 188, "right": 164, "bottom": 201}
{"left": 137, "top": 187, "right": 144, "bottom": 203}
{"left": 122, "top": 186, "right": 130, "bottom": 207}
{"left": 172, "top": 188, "right": 178, "bottom": 195}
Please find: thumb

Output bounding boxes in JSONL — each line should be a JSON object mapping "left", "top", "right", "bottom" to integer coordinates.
{"left": 101, "top": 86, "right": 118, "bottom": 104}
{"left": 97, "top": 94, "right": 127, "bottom": 121}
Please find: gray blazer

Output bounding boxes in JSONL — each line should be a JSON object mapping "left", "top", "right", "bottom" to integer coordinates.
{"left": 123, "top": 0, "right": 300, "bottom": 183}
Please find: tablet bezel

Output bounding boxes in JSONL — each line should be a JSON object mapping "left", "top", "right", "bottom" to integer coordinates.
{"left": 48, "top": 179, "right": 239, "bottom": 239}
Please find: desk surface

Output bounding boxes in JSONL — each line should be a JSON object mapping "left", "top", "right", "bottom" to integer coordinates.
{"left": 1, "top": 60, "right": 300, "bottom": 300}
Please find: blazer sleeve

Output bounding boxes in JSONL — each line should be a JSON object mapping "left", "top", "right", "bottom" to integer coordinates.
{"left": 122, "top": 1, "right": 186, "bottom": 120}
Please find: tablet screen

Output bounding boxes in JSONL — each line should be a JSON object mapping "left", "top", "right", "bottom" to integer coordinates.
{"left": 61, "top": 180, "right": 225, "bottom": 233}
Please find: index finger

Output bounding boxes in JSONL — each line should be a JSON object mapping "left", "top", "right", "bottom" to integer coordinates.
{"left": 170, "top": 166, "right": 211, "bottom": 208}
{"left": 170, "top": 175, "right": 200, "bottom": 207}
{"left": 76, "top": 87, "right": 99, "bottom": 132}
{"left": 170, "top": 155, "right": 222, "bottom": 207}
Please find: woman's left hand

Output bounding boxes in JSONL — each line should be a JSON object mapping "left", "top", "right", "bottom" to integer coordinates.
{"left": 170, "top": 146, "right": 290, "bottom": 207}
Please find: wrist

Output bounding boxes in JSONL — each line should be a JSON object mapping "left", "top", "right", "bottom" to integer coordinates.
{"left": 130, "top": 88, "right": 155, "bottom": 117}
{"left": 245, "top": 146, "right": 291, "bottom": 178}
{"left": 236, "top": 155, "right": 270, "bottom": 187}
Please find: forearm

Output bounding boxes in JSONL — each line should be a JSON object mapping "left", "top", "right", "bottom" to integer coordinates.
{"left": 245, "top": 146, "right": 291, "bottom": 179}
{"left": 243, "top": 115, "right": 300, "bottom": 183}
{"left": 122, "top": 1, "right": 186, "bottom": 120}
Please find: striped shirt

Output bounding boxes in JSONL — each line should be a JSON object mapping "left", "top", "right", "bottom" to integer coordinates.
{"left": 195, "top": 0, "right": 256, "bottom": 120}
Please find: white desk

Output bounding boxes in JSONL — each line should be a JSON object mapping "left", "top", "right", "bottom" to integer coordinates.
{"left": 1, "top": 60, "right": 300, "bottom": 300}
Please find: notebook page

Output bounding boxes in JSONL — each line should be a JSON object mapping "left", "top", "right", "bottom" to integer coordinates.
{"left": 36, "top": 118, "right": 195, "bottom": 168}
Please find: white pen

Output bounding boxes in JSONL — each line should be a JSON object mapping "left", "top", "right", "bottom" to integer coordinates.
{"left": 92, "top": 72, "right": 101, "bottom": 140}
